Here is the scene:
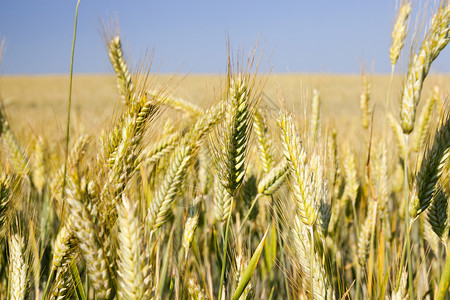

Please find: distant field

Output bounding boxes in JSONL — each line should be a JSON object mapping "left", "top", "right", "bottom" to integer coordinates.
{"left": 1, "top": 73, "right": 449, "bottom": 145}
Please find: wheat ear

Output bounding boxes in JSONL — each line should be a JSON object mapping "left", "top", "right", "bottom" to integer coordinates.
{"left": 0, "top": 109, "right": 30, "bottom": 179}
{"left": 107, "top": 35, "right": 134, "bottom": 104}
{"left": 31, "top": 137, "right": 46, "bottom": 194}
{"left": 217, "top": 77, "right": 252, "bottom": 195}
{"left": 149, "top": 89, "right": 203, "bottom": 115}
{"left": 427, "top": 186, "right": 449, "bottom": 243}
{"left": 257, "top": 159, "right": 289, "bottom": 196}
{"left": 51, "top": 221, "right": 78, "bottom": 272}
{"left": 279, "top": 111, "right": 318, "bottom": 227}
{"left": 390, "top": 2, "right": 412, "bottom": 66}
{"left": 182, "top": 195, "right": 201, "bottom": 259}
{"left": 410, "top": 112, "right": 450, "bottom": 219}
{"left": 9, "top": 234, "right": 27, "bottom": 300}
{"left": 117, "top": 195, "right": 149, "bottom": 300}
{"left": 357, "top": 199, "right": 378, "bottom": 266}
{"left": 147, "top": 145, "right": 192, "bottom": 229}
{"left": 214, "top": 174, "right": 233, "bottom": 223}
{"left": 309, "top": 89, "right": 321, "bottom": 141}
{"left": 413, "top": 86, "right": 439, "bottom": 152}
{"left": 400, "top": 2, "right": 450, "bottom": 134}
{"left": 388, "top": 113, "right": 407, "bottom": 158}
{"left": 49, "top": 267, "right": 74, "bottom": 300}
{"left": 66, "top": 180, "right": 115, "bottom": 300}
{"left": 359, "top": 74, "right": 371, "bottom": 129}
{"left": 253, "top": 109, "right": 274, "bottom": 174}
{"left": 0, "top": 175, "right": 12, "bottom": 235}
{"left": 291, "top": 216, "right": 334, "bottom": 299}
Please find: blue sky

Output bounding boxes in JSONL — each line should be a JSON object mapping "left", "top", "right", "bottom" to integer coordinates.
{"left": 0, "top": 1, "right": 449, "bottom": 74}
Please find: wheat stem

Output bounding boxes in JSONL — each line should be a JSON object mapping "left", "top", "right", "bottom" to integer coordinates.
{"left": 62, "top": 0, "right": 81, "bottom": 202}
{"left": 218, "top": 197, "right": 234, "bottom": 300}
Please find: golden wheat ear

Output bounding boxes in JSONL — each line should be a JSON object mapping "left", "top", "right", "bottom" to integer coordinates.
{"left": 278, "top": 111, "right": 318, "bottom": 227}
{"left": 116, "top": 194, "right": 150, "bottom": 299}
{"left": 253, "top": 109, "right": 274, "bottom": 174}
{"left": 0, "top": 107, "right": 30, "bottom": 180}
{"left": 309, "top": 88, "right": 321, "bottom": 140}
{"left": 65, "top": 179, "right": 115, "bottom": 300}
{"left": 0, "top": 174, "right": 13, "bottom": 236}
{"left": 48, "top": 266, "right": 74, "bottom": 300}
{"left": 359, "top": 74, "right": 371, "bottom": 130}
{"left": 412, "top": 87, "right": 439, "bottom": 153}
{"left": 147, "top": 145, "right": 192, "bottom": 230}
{"left": 9, "top": 233, "right": 28, "bottom": 300}
{"left": 101, "top": 26, "right": 134, "bottom": 105}
{"left": 400, "top": 2, "right": 450, "bottom": 134}
{"left": 390, "top": 2, "right": 411, "bottom": 67}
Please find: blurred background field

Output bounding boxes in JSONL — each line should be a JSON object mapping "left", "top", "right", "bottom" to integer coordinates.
{"left": 1, "top": 73, "right": 449, "bottom": 145}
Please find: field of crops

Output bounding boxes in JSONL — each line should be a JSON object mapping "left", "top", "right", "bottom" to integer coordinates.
{"left": 1, "top": 1, "right": 450, "bottom": 300}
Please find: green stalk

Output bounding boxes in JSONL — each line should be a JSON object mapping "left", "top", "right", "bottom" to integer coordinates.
{"left": 41, "top": 269, "right": 56, "bottom": 300}
{"left": 309, "top": 226, "right": 314, "bottom": 300}
{"left": 353, "top": 201, "right": 361, "bottom": 299}
{"left": 272, "top": 195, "right": 291, "bottom": 300}
{"left": 218, "top": 197, "right": 234, "bottom": 300}
{"left": 382, "top": 65, "right": 395, "bottom": 139}
{"left": 61, "top": 0, "right": 80, "bottom": 203}
{"left": 69, "top": 257, "right": 87, "bottom": 300}
{"left": 238, "top": 193, "right": 262, "bottom": 233}
{"left": 395, "top": 236, "right": 408, "bottom": 291}
{"left": 42, "top": 2, "right": 80, "bottom": 298}
{"left": 437, "top": 249, "right": 450, "bottom": 300}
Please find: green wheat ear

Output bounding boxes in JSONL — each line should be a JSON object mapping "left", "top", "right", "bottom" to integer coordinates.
{"left": 217, "top": 76, "right": 253, "bottom": 195}
{"left": 410, "top": 112, "right": 450, "bottom": 219}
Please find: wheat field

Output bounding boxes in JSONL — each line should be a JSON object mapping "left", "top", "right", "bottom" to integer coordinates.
{"left": 1, "top": 1, "right": 450, "bottom": 300}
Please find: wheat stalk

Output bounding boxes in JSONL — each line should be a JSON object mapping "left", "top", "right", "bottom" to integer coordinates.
{"left": 0, "top": 110, "right": 30, "bottom": 179}
{"left": 357, "top": 199, "right": 377, "bottom": 266}
{"left": 291, "top": 216, "right": 333, "bottom": 300}
{"left": 343, "top": 146, "right": 358, "bottom": 205}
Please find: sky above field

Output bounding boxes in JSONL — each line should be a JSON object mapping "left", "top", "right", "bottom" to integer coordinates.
{"left": 1, "top": 1, "right": 449, "bottom": 75}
